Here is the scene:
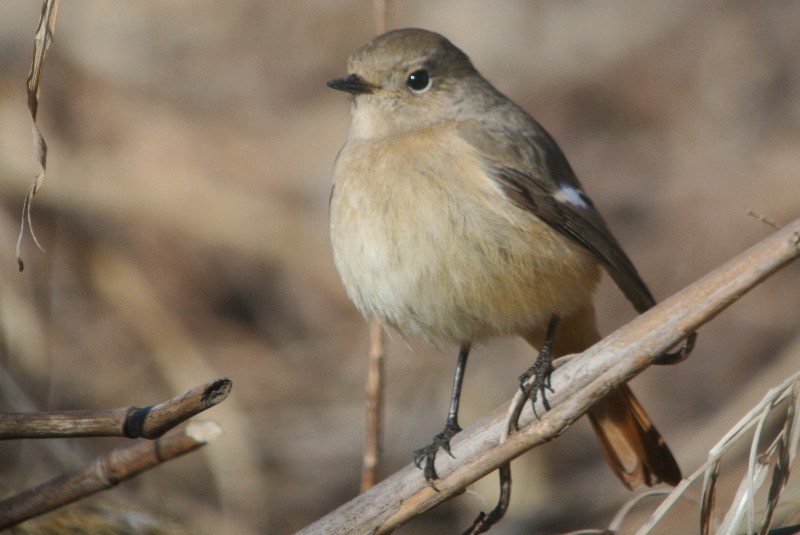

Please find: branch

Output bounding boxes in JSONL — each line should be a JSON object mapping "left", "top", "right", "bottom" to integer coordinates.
{"left": 361, "top": 7, "right": 391, "bottom": 493}
{"left": 298, "top": 217, "right": 800, "bottom": 534}
{"left": 0, "top": 378, "right": 231, "bottom": 439}
{"left": 0, "top": 420, "right": 223, "bottom": 529}
{"left": 362, "top": 316, "right": 386, "bottom": 492}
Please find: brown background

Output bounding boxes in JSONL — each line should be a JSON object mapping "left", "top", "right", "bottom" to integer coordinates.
{"left": 0, "top": 2, "right": 798, "bottom": 534}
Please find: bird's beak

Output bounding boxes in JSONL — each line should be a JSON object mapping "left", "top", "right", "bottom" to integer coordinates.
{"left": 327, "top": 74, "right": 376, "bottom": 95}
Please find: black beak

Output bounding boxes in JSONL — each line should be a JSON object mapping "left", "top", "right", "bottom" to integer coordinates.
{"left": 327, "top": 74, "right": 376, "bottom": 95}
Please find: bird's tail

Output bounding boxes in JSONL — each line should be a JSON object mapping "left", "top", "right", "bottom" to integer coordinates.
{"left": 587, "top": 384, "right": 681, "bottom": 489}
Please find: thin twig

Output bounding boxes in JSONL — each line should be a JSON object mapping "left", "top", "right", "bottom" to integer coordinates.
{"left": 606, "top": 489, "right": 673, "bottom": 532}
{"left": 360, "top": 1, "right": 390, "bottom": 494}
{"left": 0, "top": 420, "right": 222, "bottom": 529}
{"left": 461, "top": 463, "right": 512, "bottom": 535}
{"left": 746, "top": 209, "right": 780, "bottom": 231}
{"left": 0, "top": 378, "right": 231, "bottom": 439}
{"left": 297, "top": 217, "right": 800, "bottom": 534}
{"left": 373, "top": 0, "right": 388, "bottom": 35}
{"left": 361, "top": 316, "right": 385, "bottom": 492}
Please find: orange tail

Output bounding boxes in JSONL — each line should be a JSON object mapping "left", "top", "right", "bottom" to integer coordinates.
{"left": 587, "top": 384, "right": 681, "bottom": 489}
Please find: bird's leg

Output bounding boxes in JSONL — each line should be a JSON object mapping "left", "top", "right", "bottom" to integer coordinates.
{"left": 518, "top": 314, "right": 559, "bottom": 419}
{"left": 413, "top": 343, "right": 470, "bottom": 489}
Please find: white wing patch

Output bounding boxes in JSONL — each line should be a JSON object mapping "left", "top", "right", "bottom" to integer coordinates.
{"left": 555, "top": 184, "right": 590, "bottom": 209}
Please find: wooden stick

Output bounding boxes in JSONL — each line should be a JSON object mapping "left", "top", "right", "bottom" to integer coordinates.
{"left": 372, "top": 0, "right": 388, "bottom": 35}
{"left": 0, "top": 420, "right": 222, "bottom": 529}
{"left": 298, "top": 217, "right": 800, "bottom": 534}
{"left": 360, "top": 1, "right": 390, "bottom": 494}
{"left": 361, "top": 316, "right": 385, "bottom": 492}
{"left": 0, "top": 378, "right": 231, "bottom": 439}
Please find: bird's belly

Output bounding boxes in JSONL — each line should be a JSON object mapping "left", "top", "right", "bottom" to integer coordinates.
{"left": 330, "top": 137, "right": 600, "bottom": 344}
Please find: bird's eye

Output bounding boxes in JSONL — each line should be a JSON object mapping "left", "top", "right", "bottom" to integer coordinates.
{"left": 406, "top": 70, "right": 431, "bottom": 92}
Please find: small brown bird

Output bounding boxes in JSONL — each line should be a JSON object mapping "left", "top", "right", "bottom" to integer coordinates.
{"left": 328, "top": 28, "right": 682, "bottom": 490}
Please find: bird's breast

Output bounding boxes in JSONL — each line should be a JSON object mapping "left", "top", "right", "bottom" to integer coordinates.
{"left": 329, "top": 125, "right": 599, "bottom": 343}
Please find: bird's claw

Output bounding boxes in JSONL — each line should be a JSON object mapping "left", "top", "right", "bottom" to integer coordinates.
{"left": 412, "top": 422, "right": 462, "bottom": 489}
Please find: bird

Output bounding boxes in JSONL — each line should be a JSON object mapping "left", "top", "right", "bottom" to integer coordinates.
{"left": 327, "top": 27, "right": 683, "bottom": 490}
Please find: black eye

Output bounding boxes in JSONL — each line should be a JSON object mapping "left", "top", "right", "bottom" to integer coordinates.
{"left": 406, "top": 70, "right": 431, "bottom": 92}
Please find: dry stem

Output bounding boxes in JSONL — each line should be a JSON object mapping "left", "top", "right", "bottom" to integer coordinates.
{"left": 0, "top": 378, "right": 231, "bottom": 439}
{"left": 362, "top": 316, "right": 386, "bottom": 492}
{"left": 0, "top": 421, "right": 222, "bottom": 529}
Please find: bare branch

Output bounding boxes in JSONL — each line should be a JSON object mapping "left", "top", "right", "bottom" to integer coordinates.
{"left": 361, "top": 316, "right": 385, "bottom": 492}
{"left": 298, "top": 217, "right": 800, "bottom": 534}
{"left": 0, "top": 378, "right": 231, "bottom": 439}
{"left": 360, "top": 5, "right": 391, "bottom": 494}
{"left": 0, "top": 420, "right": 223, "bottom": 530}
{"left": 372, "top": 0, "right": 388, "bottom": 35}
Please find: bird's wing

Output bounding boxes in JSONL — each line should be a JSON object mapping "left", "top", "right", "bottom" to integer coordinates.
{"left": 456, "top": 118, "right": 655, "bottom": 313}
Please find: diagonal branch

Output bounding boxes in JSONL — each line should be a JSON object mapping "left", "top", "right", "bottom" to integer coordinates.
{"left": 0, "top": 420, "right": 223, "bottom": 529}
{"left": 298, "top": 216, "right": 800, "bottom": 535}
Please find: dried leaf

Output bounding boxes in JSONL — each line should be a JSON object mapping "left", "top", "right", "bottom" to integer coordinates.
{"left": 759, "top": 387, "right": 800, "bottom": 535}
{"left": 635, "top": 372, "right": 800, "bottom": 535}
{"left": 16, "top": 0, "right": 60, "bottom": 271}
{"left": 701, "top": 458, "right": 721, "bottom": 535}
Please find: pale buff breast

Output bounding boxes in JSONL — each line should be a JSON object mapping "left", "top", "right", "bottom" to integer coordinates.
{"left": 330, "top": 124, "right": 601, "bottom": 344}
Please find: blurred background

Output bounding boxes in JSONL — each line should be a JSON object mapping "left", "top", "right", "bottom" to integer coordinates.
{"left": 0, "top": 1, "right": 798, "bottom": 534}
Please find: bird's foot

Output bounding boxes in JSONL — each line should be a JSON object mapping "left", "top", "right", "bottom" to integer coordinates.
{"left": 518, "top": 343, "right": 555, "bottom": 418}
{"left": 412, "top": 421, "right": 462, "bottom": 490}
